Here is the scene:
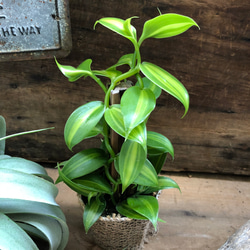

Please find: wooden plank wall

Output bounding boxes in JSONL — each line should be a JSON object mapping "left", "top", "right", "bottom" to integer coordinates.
{"left": 1, "top": 0, "right": 249, "bottom": 175}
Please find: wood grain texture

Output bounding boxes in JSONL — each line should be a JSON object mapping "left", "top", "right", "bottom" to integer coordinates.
{"left": 0, "top": 0, "right": 249, "bottom": 174}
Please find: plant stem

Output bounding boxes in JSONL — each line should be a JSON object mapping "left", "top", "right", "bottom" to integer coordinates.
{"left": 104, "top": 67, "right": 140, "bottom": 108}
{"left": 136, "top": 73, "right": 144, "bottom": 88}
{"left": 103, "top": 120, "right": 115, "bottom": 158}
{"left": 91, "top": 74, "right": 107, "bottom": 94}
{"left": 104, "top": 81, "right": 116, "bottom": 109}
{"left": 104, "top": 165, "right": 118, "bottom": 185}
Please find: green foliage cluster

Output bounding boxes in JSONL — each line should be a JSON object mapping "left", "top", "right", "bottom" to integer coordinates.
{"left": 56, "top": 13, "right": 199, "bottom": 233}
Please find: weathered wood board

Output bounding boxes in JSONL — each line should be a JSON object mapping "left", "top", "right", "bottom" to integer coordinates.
{"left": 1, "top": 0, "right": 250, "bottom": 175}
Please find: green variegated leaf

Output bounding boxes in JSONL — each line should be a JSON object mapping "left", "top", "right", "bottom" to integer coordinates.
{"left": 94, "top": 17, "right": 137, "bottom": 42}
{"left": 127, "top": 195, "right": 159, "bottom": 229}
{"left": 136, "top": 77, "right": 162, "bottom": 99}
{"left": 83, "top": 196, "right": 106, "bottom": 233}
{"left": 139, "top": 13, "right": 199, "bottom": 45}
{"left": 119, "top": 140, "right": 146, "bottom": 193}
{"left": 134, "top": 159, "right": 158, "bottom": 187}
{"left": 93, "top": 69, "right": 122, "bottom": 81}
{"left": 128, "top": 122, "right": 147, "bottom": 152}
{"left": 116, "top": 200, "right": 148, "bottom": 220}
{"left": 108, "top": 53, "right": 134, "bottom": 69}
{"left": 57, "top": 166, "right": 97, "bottom": 197}
{"left": 55, "top": 58, "right": 93, "bottom": 82}
{"left": 83, "top": 117, "right": 105, "bottom": 139}
{"left": 64, "top": 101, "right": 105, "bottom": 150}
{"left": 104, "top": 105, "right": 125, "bottom": 137}
{"left": 147, "top": 131, "right": 174, "bottom": 158}
{"left": 144, "top": 176, "right": 180, "bottom": 194}
{"left": 121, "top": 86, "right": 155, "bottom": 136}
{"left": 140, "top": 62, "right": 189, "bottom": 117}
{"left": 73, "top": 173, "right": 112, "bottom": 194}
{"left": 105, "top": 106, "right": 147, "bottom": 151}
{"left": 114, "top": 157, "right": 120, "bottom": 174}
{"left": 148, "top": 153, "right": 167, "bottom": 174}
{"left": 158, "top": 176, "right": 180, "bottom": 191}
{"left": 56, "top": 148, "right": 108, "bottom": 183}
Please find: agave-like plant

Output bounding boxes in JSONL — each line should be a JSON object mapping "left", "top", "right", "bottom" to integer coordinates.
{"left": 0, "top": 116, "right": 69, "bottom": 250}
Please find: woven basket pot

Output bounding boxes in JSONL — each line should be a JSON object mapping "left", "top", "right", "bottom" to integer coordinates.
{"left": 78, "top": 195, "right": 158, "bottom": 250}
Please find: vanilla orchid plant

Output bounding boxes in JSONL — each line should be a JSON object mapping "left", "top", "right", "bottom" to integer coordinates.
{"left": 56, "top": 13, "right": 199, "bottom": 233}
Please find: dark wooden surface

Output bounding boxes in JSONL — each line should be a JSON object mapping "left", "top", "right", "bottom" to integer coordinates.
{"left": 1, "top": 0, "right": 250, "bottom": 175}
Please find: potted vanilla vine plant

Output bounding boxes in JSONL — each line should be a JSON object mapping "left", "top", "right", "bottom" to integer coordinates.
{"left": 0, "top": 116, "right": 69, "bottom": 250}
{"left": 56, "top": 13, "right": 199, "bottom": 249}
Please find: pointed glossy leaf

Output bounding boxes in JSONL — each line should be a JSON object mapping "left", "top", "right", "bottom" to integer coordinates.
{"left": 82, "top": 117, "right": 104, "bottom": 139}
{"left": 57, "top": 166, "right": 97, "bottom": 197}
{"left": 145, "top": 176, "right": 180, "bottom": 194}
{"left": 140, "top": 62, "right": 189, "bottom": 117}
{"left": 158, "top": 176, "right": 180, "bottom": 190}
{"left": 119, "top": 140, "right": 146, "bottom": 193}
{"left": 0, "top": 212, "right": 38, "bottom": 250}
{"left": 136, "top": 77, "right": 162, "bottom": 99}
{"left": 128, "top": 122, "right": 147, "bottom": 152}
{"left": 77, "top": 59, "right": 92, "bottom": 71}
{"left": 0, "top": 116, "right": 6, "bottom": 155}
{"left": 147, "top": 131, "right": 174, "bottom": 158}
{"left": 124, "top": 17, "right": 137, "bottom": 41}
{"left": 56, "top": 148, "right": 108, "bottom": 183}
{"left": 94, "top": 17, "right": 137, "bottom": 42}
{"left": 148, "top": 152, "right": 167, "bottom": 174}
{"left": 134, "top": 159, "right": 158, "bottom": 187}
{"left": 127, "top": 195, "right": 159, "bottom": 229}
{"left": 114, "top": 157, "right": 120, "bottom": 174}
{"left": 64, "top": 101, "right": 105, "bottom": 150}
{"left": 108, "top": 53, "right": 134, "bottom": 70}
{"left": 55, "top": 58, "right": 93, "bottom": 82}
{"left": 139, "top": 13, "right": 199, "bottom": 45}
{"left": 73, "top": 173, "right": 112, "bottom": 195}
{"left": 83, "top": 196, "right": 106, "bottom": 233}
{"left": 93, "top": 69, "right": 122, "bottom": 81}
{"left": 116, "top": 200, "right": 148, "bottom": 220}
{"left": 105, "top": 106, "right": 147, "bottom": 150}
{"left": 104, "top": 104, "right": 125, "bottom": 137}
{"left": 121, "top": 86, "right": 155, "bottom": 136}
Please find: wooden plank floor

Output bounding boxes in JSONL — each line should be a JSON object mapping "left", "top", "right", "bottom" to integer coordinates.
{"left": 47, "top": 169, "right": 250, "bottom": 250}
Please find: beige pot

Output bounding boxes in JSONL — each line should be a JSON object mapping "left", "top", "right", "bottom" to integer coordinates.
{"left": 78, "top": 195, "right": 158, "bottom": 250}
